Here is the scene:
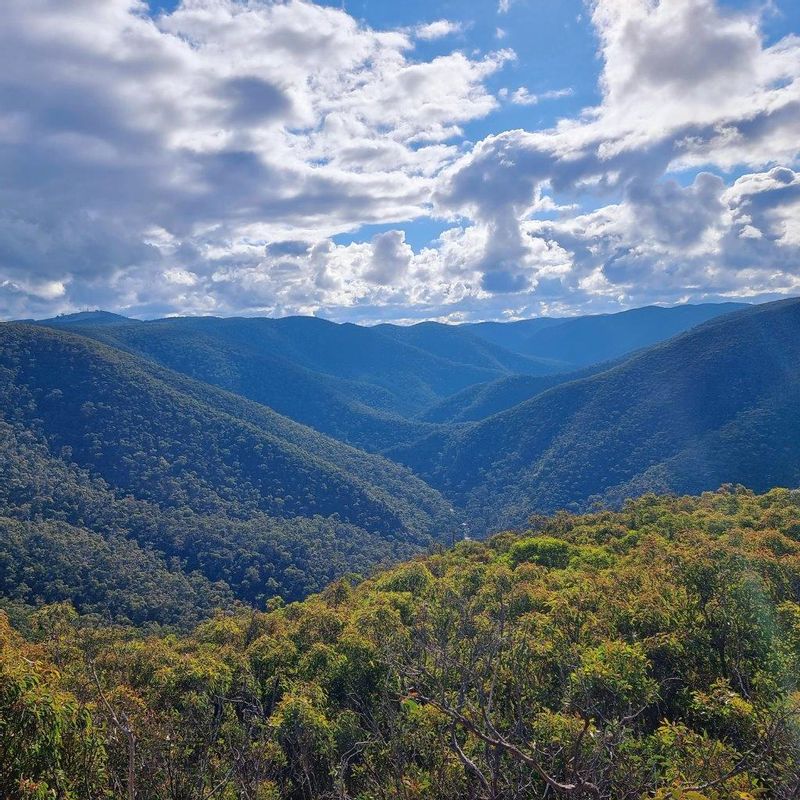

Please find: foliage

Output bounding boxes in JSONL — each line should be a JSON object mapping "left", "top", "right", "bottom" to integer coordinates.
{"left": 2, "top": 487, "right": 799, "bottom": 798}
{"left": 0, "top": 614, "right": 107, "bottom": 799}
{"left": 0, "top": 323, "right": 462, "bottom": 626}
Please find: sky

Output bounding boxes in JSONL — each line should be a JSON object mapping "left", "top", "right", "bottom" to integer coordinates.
{"left": 1, "top": 0, "right": 799, "bottom": 322}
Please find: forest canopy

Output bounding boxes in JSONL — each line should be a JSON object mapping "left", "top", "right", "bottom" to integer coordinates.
{"left": 3, "top": 486, "right": 799, "bottom": 799}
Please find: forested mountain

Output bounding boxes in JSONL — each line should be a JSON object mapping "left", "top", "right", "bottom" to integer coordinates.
{"left": 420, "top": 362, "right": 610, "bottom": 423}
{"left": 45, "top": 315, "right": 560, "bottom": 451}
{"left": 464, "top": 302, "right": 748, "bottom": 368}
{"left": 0, "top": 324, "right": 458, "bottom": 623}
{"left": 373, "top": 320, "right": 563, "bottom": 374}
{"left": 393, "top": 299, "right": 800, "bottom": 529}
{"left": 461, "top": 316, "right": 562, "bottom": 350}
{"left": 54, "top": 317, "right": 438, "bottom": 452}
{"left": 62, "top": 315, "right": 545, "bottom": 417}
{"left": 4, "top": 487, "right": 799, "bottom": 799}
{"left": 0, "top": 415, "right": 433, "bottom": 625}
{"left": 2, "top": 298, "right": 794, "bottom": 624}
{"left": 34, "top": 303, "right": 748, "bottom": 449}
{"left": 0, "top": 324, "right": 453, "bottom": 530}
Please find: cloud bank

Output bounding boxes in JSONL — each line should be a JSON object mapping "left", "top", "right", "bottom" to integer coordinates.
{"left": 0, "top": 0, "right": 798, "bottom": 321}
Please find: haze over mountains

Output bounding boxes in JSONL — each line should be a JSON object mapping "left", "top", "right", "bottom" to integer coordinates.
{"left": 4, "top": 297, "right": 800, "bottom": 624}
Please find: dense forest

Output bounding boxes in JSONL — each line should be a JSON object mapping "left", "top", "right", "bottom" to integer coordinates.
{"left": 3, "top": 301, "right": 800, "bottom": 797}
{"left": 4, "top": 300, "right": 800, "bottom": 623}
{"left": 32, "top": 303, "right": 743, "bottom": 451}
{"left": 3, "top": 487, "right": 799, "bottom": 798}
{"left": 0, "top": 324, "right": 460, "bottom": 625}
{"left": 392, "top": 299, "right": 800, "bottom": 530}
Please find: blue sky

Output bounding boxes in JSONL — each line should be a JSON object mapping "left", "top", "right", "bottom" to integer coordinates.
{"left": 1, "top": 0, "right": 799, "bottom": 321}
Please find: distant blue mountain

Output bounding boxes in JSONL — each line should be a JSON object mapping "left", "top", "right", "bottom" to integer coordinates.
{"left": 27, "top": 302, "right": 750, "bottom": 452}
{"left": 391, "top": 299, "right": 800, "bottom": 529}
{"left": 32, "top": 310, "right": 140, "bottom": 327}
{"left": 464, "top": 302, "right": 749, "bottom": 368}
{"left": 420, "top": 362, "right": 611, "bottom": 423}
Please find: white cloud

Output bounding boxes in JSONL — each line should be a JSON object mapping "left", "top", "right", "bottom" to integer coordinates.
{"left": 510, "top": 87, "right": 574, "bottom": 105}
{"left": 415, "top": 19, "right": 463, "bottom": 41}
{"left": 430, "top": 0, "right": 800, "bottom": 311}
{"left": 1, "top": 0, "right": 799, "bottom": 322}
{"left": 0, "top": 0, "right": 512, "bottom": 319}
{"left": 364, "top": 231, "right": 413, "bottom": 285}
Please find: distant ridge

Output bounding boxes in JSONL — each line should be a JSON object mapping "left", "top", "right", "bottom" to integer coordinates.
{"left": 392, "top": 298, "right": 800, "bottom": 529}
{"left": 463, "top": 302, "right": 750, "bottom": 367}
{"left": 31, "top": 310, "right": 139, "bottom": 327}
{"left": 34, "top": 314, "right": 557, "bottom": 451}
{"left": 26, "top": 302, "right": 751, "bottom": 446}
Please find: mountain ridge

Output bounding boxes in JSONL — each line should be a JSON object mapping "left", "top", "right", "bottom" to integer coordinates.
{"left": 391, "top": 298, "right": 800, "bottom": 529}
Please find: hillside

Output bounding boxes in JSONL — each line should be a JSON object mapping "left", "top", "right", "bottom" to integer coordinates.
{"left": 0, "top": 324, "right": 458, "bottom": 621}
{"left": 461, "top": 316, "right": 561, "bottom": 350}
{"left": 465, "top": 302, "right": 747, "bottom": 368}
{"left": 32, "top": 305, "right": 746, "bottom": 447}
{"left": 393, "top": 299, "right": 800, "bottom": 528}
{"left": 4, "top": 487, "right": 799, "bottom": 798}
{"left": 45, "top": 315, "right": 563, "bottom": 450}
{"left": 72, "top": 315, "right": 525, "bottom": 415}
{"left": 57, "top": 317, "right": 438, "bottom": 452}
{"left": 420, "top": 362, "right": 610, "bottom": 423}
{"left": 0, "top": 415, "right": 436, "bottom": 624}
{"left": 374, "top": 320, "right": 563, "bottom": 374}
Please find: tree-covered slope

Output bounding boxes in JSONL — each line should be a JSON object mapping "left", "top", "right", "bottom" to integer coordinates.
{"left": 0, "top": 413, "right": 440, "bottom": 628}
{"left": 394, "top": 299, "right": 800, "bottom": 528}
{"left": 77, "top": 315, "right": 515, "bottom": 415}
{"left": 0, "top": 324, "right": 460, "bottom": 622}
{"left": 60, "top": 317, "right": 439, "bottom": 452}
{"left": 0, "top": 323, "right": 453, "bottom": 530}
{"left": 33, "top": 305, "right": 745, "bottom": 441}
{"left": 373, "top": 320, "right": 563, "bottom": 375}
{"left": 0, "top": 514, "right": 233, "bottom": 627}
{"left": 420, "top": 362, "right": 610, "bottom": 423}
{"left": 4, "top": 487, "right": 799, "bottom": 798}
{"left": 499, "top": 302, "right": 748, "bottom": 368}
{"left": 54, "top": 315, "right": 553, "bottom": 449}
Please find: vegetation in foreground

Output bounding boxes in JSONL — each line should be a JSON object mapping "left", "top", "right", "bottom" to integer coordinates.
{"left": 2, "top": 487, "right": 800, "bottom": 799}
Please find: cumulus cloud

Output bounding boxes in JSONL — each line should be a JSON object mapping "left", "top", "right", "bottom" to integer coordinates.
{"left": 0, "top": 0, "right": 509, "bottom": 319}
{"left": 1, "top": 0, "right": 799, "bottom": 322}
{"left": 363, "top": 231, "right": 414, "bottom": 285}
{"left": 509, "top": 87, "right": 574, "bottom": 106}
{"left": 431, "top": 0, "right": 800, "bottom": 313}
{"left": 415, "top": 19, "right": 463, "bottom": 40}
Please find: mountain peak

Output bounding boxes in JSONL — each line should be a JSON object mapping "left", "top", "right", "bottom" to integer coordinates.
{"left": 36, "top": 310, "right": 139, "bottom": 327}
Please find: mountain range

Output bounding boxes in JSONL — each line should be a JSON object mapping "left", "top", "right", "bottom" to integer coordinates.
{"left": 391, "top": 298, "right": 800, "bottom": 529}
{"left": 4, "top": 297, "right": 800, "bottom": 624}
